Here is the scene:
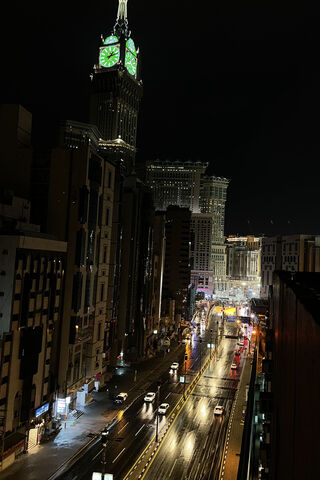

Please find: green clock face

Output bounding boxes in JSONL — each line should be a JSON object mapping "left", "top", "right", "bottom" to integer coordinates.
{"left": 126, "top": 38, "right": 136, "bottom": 56}
{"left": 125, "top": 51, "right": 137, "bottom": 76}
{"left": 100, "top": 45, "right": 120, "bottom": 68}
{"left": 104, "top": 35, "right": 119, "bottom": 45}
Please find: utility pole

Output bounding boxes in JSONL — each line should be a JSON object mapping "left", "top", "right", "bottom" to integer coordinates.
{"left": 155, "top": 381, "right": 161, "bottom": 442}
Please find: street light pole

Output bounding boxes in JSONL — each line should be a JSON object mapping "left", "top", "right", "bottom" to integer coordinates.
{"left": 215, "top": 320, "right": 219, "bottom": 360}
{"left": 101, "top": 430, "right": 109, "bottom": 475}
{"left": 183, "top": 353, "right": 188, "bottom": 399}
{"left": 155, "top": 381, "right": 161, "bottom": 442}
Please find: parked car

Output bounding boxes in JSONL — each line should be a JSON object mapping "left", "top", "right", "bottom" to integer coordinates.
{"left": 144, "top": 392, "right": 156, "bottom": 402}
{"left": 170, "top": 362, "right": 179, "bottom": 371}
{"left": 158, "top": 403, "right": 169, "bottom": 415}
{"left": 114, "top": 392, "right": 128, "bottom": 404}
{"left": 214, "top": 405, "right": 224, "bottom": 416}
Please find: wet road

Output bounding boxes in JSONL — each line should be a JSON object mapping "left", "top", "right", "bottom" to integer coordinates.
{"left": 56, "top": 312, "right": 238, "bottom": 480}
{"left": 143, "top": 327, "right": 243, "bottom": 480}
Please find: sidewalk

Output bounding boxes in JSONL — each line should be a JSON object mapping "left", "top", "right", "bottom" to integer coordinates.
{"left": 0, "top": 343, "right": 184, "bottom": 480}
{"left": 220, "top": 352, "right": 253, "bottom": 480}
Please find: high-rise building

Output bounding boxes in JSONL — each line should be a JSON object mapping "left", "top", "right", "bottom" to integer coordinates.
{"left": 117, "top": 176, "right": 155, "bottom": 360}
{"left": 226, "top": 235, "right": 262, "bottom": 299}
{"left": 261, "top": 234, "right": 320, "bottom": 298}
{"left": 146, "top": 212, "right": 166, "bottom": 356}
{"left": 89, "top": 0, "right": 142, "bottom": 174}
{"left": 0, "top": 193, "right": 67, "bottom": 469}
{"left": 32, "top": 121, "right": 115, "bottom": 408}
{"left": 190, "top": 214, "right": 214, "bottom": 296}
{"left": 146, "top": 160, "right": 230, "bottom": 295}
{"left": 146, "top": 160, "right": 207, "bottom": 213}
{"left": 0, "top": 104, "right": 33, "bottom": 199}
{"left": 200, "top": 175, "right": 230, "bottom": 293}
{"left": 162, "top": 206, "right": 191, "bottom": 322}
{"left": 90, "top": 0, "right": 158, "bottom": 363}
{"left": 200, "top": 175, "right": 229, "bottom": 242}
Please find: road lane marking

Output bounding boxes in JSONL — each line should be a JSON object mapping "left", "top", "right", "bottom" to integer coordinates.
{"left": 118, "top": 422, "right": 129, "bottom": 434}
{"left": 91, "top": 448, "right": 103, "bottom": 462}
{"left": 125, "top": 334, "right": 225, "bottom": 480}
{"left": 112, "top": 447, "right": 126, "bottom": 463}
{"left": 169, "top": 458, "right": 177, "bottom": 477}
{"left": 165, "top": 393, "right": 171, "bottom": 399}
{"left": 135, "top": 424, "right": 146, "bottom": 436}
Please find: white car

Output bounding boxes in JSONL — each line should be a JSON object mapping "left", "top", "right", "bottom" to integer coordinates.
{"left": 144, "top": 392, "right": 156, "bottom": 402}
{"left": 231, "top": 363, "right": 238, "bottom": 370}
{"left": 114, "top": 392, "right": 128, "bottom": 404}
{"left": 158, "top": 403, "right": 169, "bottom": 415}
{"left": 170, "top": 362, "right": 179, "bottom": 371}
{"left": 214, "top": 405, "right": 224, "bottom": 415}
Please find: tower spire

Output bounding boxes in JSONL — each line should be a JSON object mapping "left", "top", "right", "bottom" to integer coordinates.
{"left": 117, "top": 0, "right": 128, "bottom": 22}
{"left": 114, "top": 0, "right": 129, "bottom": 37}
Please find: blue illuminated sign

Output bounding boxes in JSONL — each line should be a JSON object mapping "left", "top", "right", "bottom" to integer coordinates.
{"left": 35, "top": 402, "right": 49, "bottom": 418}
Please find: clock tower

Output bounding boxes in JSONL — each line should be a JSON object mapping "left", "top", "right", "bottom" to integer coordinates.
{"left": 89, "top": 0, "right": 142, "bottom": 171}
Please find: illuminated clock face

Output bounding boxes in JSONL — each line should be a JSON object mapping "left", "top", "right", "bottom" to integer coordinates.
{"left": 126, "top": 38, "right": 136, "bottom": 55}
{"left": 99, "top": 45, "right": 120, "bottom": 68}
{"left": 125, "top": 51, "right": 137, "bottom": 76}
{"left": 104, "top": 35, "right": 119, "bottom": 45}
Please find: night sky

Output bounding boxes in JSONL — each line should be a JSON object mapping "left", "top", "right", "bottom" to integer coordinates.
{"left": 1, "top": 2, "right": 319, "bottom": 236}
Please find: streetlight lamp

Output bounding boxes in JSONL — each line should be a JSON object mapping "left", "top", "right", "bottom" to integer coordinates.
{"left": 155, "top": 381, "right": 161, "bottom": 442}
{"left": 101, "top": 430, "right": 109, "bottom": 475}
{"left": 183, "top": 353, "right": 188, "bottom": 400}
